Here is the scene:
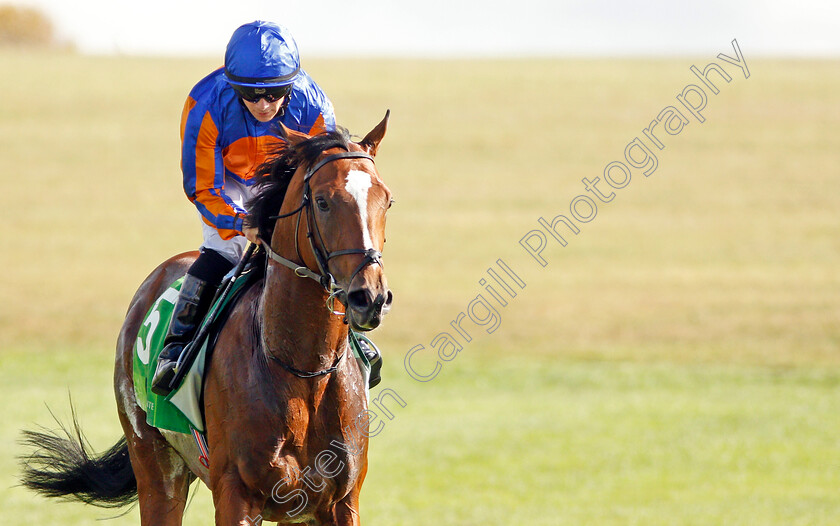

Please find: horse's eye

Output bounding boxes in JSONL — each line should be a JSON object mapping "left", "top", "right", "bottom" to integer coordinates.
{"left": 388, "top": 198, "right": 395, "bottom": 209}
{"left": 315, "top": 197, "right": 330, "bottom": 211}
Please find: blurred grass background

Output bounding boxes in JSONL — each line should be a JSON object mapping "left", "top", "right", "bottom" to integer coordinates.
{"left": 1, "top": 50, "right": 838, "bottom": 524}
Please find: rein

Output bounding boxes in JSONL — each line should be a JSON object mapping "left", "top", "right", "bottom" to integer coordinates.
{"left": 261, "top": 241, "right": 345, "bottom": 314}
{"left": 259, "top": 150, "right": 381, "bottom": 379}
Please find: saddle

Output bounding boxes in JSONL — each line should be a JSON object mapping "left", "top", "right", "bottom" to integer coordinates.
{"left": 132, "top": 254, "right": 372, "bottom": 436}
{"left": 132, "top": 261, "right": 262, "bottom": 434}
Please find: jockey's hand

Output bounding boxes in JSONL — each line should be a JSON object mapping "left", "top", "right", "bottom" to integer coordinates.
{"left": 243, "top": 226, "right": 261, "bottom": 245}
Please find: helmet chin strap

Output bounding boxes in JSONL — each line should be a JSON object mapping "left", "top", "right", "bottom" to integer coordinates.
{"left": 279, "top": 93, "right": 292, "bottom": 117}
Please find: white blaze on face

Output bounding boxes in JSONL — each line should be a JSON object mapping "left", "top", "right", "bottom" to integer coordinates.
{"left": 344, "top": 170, "right": 374, "bottom": 249}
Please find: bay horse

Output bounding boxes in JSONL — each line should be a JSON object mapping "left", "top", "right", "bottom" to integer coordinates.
{"left": 20, "top": 113, "right": 394, "bottom": 525}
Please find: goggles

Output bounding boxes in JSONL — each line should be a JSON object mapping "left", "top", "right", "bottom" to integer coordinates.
{"left": 232, "top": 84, "right": 292, "bottom": 104}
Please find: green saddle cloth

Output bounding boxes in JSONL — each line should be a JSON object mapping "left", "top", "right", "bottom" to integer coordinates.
{"left": 133, "top": 271, "right": 371, "bottom": 435}
{"left": 132, "top": 272, "right": 254, "bottom": 433}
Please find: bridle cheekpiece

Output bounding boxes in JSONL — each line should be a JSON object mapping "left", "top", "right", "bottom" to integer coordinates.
{"left": 260, "top": 150, "right": 383, "bottom": 315}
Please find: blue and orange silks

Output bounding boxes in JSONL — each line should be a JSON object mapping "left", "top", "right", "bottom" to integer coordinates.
{"left": 180, "top": 67, "right": 335, "bottom": 240}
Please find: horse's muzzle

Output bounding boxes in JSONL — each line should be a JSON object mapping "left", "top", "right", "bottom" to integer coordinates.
{"left": 346, "top": 285, "right": 393, "bottom": 331}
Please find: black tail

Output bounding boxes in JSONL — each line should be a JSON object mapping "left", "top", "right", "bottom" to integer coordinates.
{"left": 19, "top": 405, "right": 138, "bottom": 509}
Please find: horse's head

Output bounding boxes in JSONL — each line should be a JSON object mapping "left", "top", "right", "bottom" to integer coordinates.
{"left": 249, "top": 113, "right": 394, "bottom": 331}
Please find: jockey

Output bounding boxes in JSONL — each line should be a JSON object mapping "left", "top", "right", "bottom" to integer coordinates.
{"left": 152, "top": 21, "right": 381, "bottom": 395}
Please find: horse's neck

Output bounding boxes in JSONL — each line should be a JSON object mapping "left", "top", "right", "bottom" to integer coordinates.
{"left": 259, "top": 264, "right": 348, "bottom": 370}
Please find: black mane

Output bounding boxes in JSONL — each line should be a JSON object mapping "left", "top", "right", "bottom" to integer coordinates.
{"left": 246, "top": 127, "right": 352, "bottom": 241}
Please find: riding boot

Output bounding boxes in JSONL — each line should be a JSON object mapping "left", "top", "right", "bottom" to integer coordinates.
{"left": 356, "top": 336, "right": 383, "bottom": 389}
{"left": 150, "top": 274, "right": 215, "bottom": 396}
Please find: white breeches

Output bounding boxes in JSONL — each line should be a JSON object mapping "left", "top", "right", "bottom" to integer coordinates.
{"left": 198, "top": 178, "right": 253, "bottom": 264}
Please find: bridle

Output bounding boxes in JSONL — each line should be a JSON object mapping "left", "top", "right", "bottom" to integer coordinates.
{"left": 260, "top": 150, "right": 384, "bottom": 316}
{"left": 259, "top": 150, "right": 384, "bottom": 379}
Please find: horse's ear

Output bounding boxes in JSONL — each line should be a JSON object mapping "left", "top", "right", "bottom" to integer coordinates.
{"left": 359, "top": 110, "right": 389, "bottom": 157}
{"left": 279, "top": 122, "right": 310, "bottom": 146}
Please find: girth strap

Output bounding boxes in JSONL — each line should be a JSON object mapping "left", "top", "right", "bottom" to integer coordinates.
{"left": 268, "top": 348, "right": 346, "bottom": 378}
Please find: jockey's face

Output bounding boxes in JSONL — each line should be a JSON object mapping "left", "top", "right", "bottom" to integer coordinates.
{"left": 241, "top": 96, "right": 285, "bottom": 122}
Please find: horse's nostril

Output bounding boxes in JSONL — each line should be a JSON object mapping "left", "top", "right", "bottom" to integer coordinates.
{"left": 347, "top": 289, "right": 370, "bottom": 311}
{"left": 384, "top": 290, "right": 393, "bottom": 308}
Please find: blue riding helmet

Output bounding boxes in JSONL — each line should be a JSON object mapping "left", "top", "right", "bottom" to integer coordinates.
{"left": 224, "top": 21, "right": 300, "bottom": 88}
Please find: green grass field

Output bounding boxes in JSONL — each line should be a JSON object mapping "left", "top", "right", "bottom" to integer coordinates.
{"left": 1, "top": 50, "right": 838, "bottom": 524}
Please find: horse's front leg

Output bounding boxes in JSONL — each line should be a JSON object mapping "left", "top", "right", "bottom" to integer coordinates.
{"left": 212, "top": 471, "right": 266, "bottom": 526}
{"left": 327, "top": 490, "right": 361, "bottom": 526}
